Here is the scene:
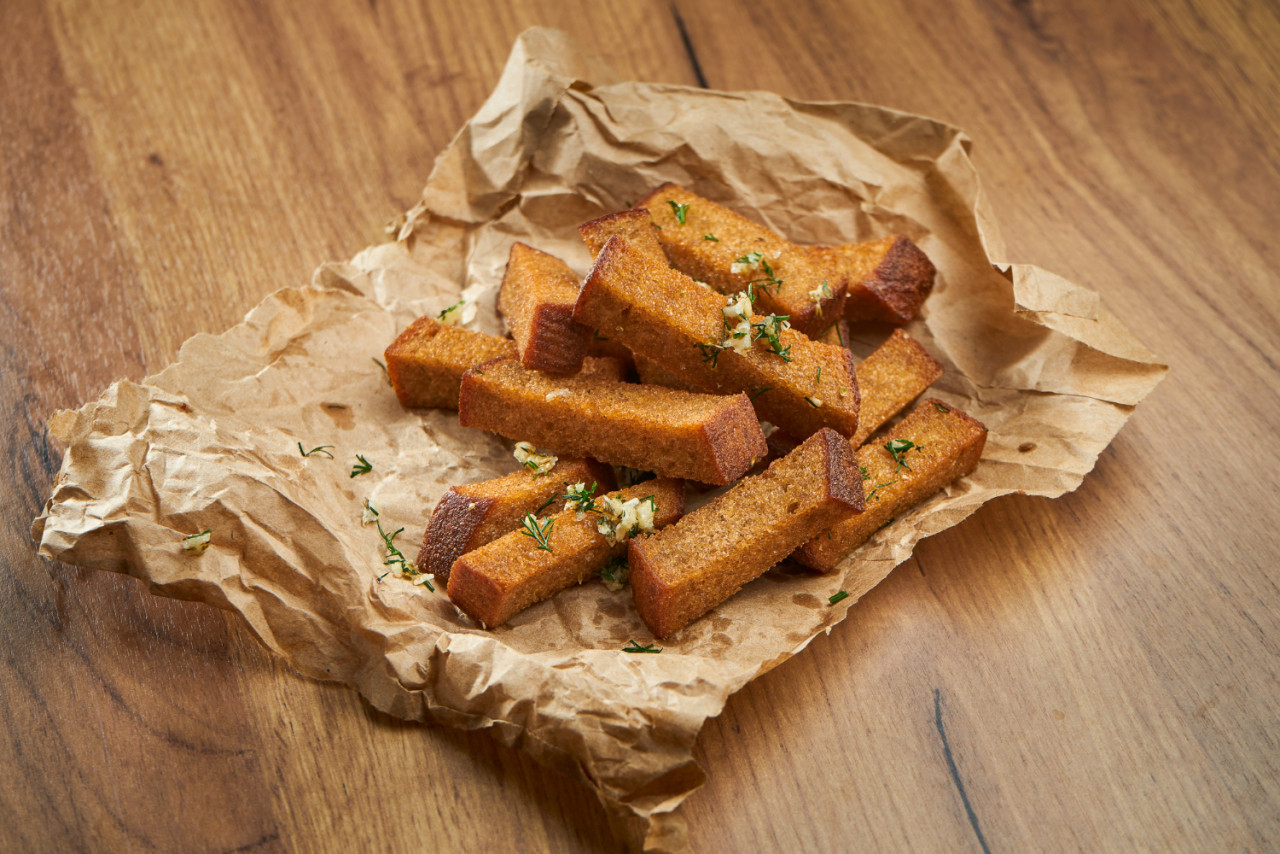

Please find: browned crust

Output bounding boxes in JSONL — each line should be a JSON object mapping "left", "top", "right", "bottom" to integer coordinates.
{"left": 629, "top": 427, "right": 863, "bottom": 637}
{"left": 829, "top": 235, "right": 936, "bottom": 324}
{"left": 579, "top": 208, "right": 668, "bottom": 262}
{"left": 851, "top": 328, "right": 944, "bottom": 446}
{"left": 415, "top": 458, "right": 616, "bottom": 583}
{"left": 458, "top": 355, "right": 767, "bottom": 485}
{"left": 576, "top": 236, "right": 860, "bottom": 439}
{"left": 384, "top": 314, "right": 516, "bottom": 409}
{"left": 636, "top": 183, "right": 849, "bottom": 337}
{"left": 447, "top": 479, "right": 686, "bottom": 627}
{"left": 792, "top": 398, "right": 986, "bottom": 572}
{"left": 498, "top": 242, "right": 591, "bottom": 376}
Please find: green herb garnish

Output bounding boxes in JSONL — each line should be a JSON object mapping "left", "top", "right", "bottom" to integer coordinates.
{"left": 804, "top": 396, "right": 822, "bottom": 408}
{"left": 599, "top": 556, "right": 630, "bottom": 592}
{"left": 668, "top": 200, "right": 689, "bottom": 225}
{"left": 377, "top": 519, "right": 433, "bottom": 591}
{"left": 349, "top": 454, "right": 373, "bottom": 478}
{"left": 749, "top": 386, "right": 773, "bottom": 401}
{"left": 885, "top": 438, "right": 915, "bottom": 471}
{"left": 934, "top": 401, "right": 950, "bottom": 413}
{"left": 372, "top": 357, "right": 390, "bottom": 383}
{"left": 298, "top": 442, "right": 334, "bottom": 459}
{"left": 829, "top": 590, "right": 850, "bottom": 605}
{"left": 563, "top": 481, "right": 599, "bottom": 514}
{"left": 866, "top": 480, "right": 897, "bottom": 502}
{"left": 751, "top": 314, "right": 792, "bottom": 361}
{"left": 437, "top": 299, "right": 465, "bottom": 324}
{"left": 622, "top": 639, "right": 662, "bottom": 654}
{"left": 703, "top": 233, "right": 718, "bottom": 241}
{"left": 519, "top": 511, "right": 555, "bottom": 553}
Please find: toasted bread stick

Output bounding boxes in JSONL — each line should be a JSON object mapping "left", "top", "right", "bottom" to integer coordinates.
{"left": 793, "top": 398, "right": 986, "bottom": 572}
{"left": 580, "top": 209, "right": 668, "bottom": 262}
{"left": 638, "top": 183, "right": 847, "bottom": 337}
{"left": 814, "top": 236, "right": 936, "bottom": 324}
{"left": 576, "top": 235, "right": 860, "bottom": 439}
{"left": 448, "top": 479, "right": 686, "bottom": 628}
{"left": 499, "top": 243, "right": 591, "bottom": 375}
{"left": 458, "top": 356, "right": 767, "bottom": 485}
{"left": 629, "top": 428, "right": 864, "bottom": 637}
{"left": 850, "top": 328, "right": 943, "bottom": 446}
{"left": 417, "top": 458, "right": 616, "bottom": 584}
{"left": 385, "top": 315, "right": 517, "bottom": 409}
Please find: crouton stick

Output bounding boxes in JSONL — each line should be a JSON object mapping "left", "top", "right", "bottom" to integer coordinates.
{"left": 580, "top": 208, "right": 668, "bottom": 262}
{"left": 639, "top": 183, "right": 847, "bottom": 337}
{"left": 849, "top": 328, "right": 943, "bottom": 446}
{"left": 499, "top": 243, "right": 592, "bottom": 375}
{"left": 458, "top": 356, "right": 767, "bottom": 485}
{"left": 417, "top": 458, "right": 616, "bottom": 584}
{"left": 793, "top": 398, "right": 987, "bottom": 572}
{"left": 577, "top": 235, "right": 860, "bottom": 439}
{"left": 813, "top": 235, "right": 936, "bottom": 324}
{"left": 385, "top": 315, "right": 516, "bottom": 409}
{"left": 448, "top": 479, "right": 686, "bottom": 628}
{"left": 629, "top": 428, "right": 864, "bottom": 638}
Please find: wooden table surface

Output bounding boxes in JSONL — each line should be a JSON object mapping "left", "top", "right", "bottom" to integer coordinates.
{"left": 3, "top": 1, "right": 1278, "bottom": 851}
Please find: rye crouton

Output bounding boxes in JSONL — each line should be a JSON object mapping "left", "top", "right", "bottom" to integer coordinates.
{"left": 793, "top": 398, "right": 986, "bottom": 572}
{"left": 576, "top": 235, "right": 860, "bottom": 439}
{"left": 629, "top": 428, "right": 864, "bottom": 637}
{"left": 448, "top": 479, "right": 686, "bottom": 628}
{"left": 458, "top": 356, "right": 767, "bottom": 485}
{"left": 416, "top": 458, "right": 616, "bottom": 584}
{"left": 498, "top": 242, "right": 591, "bottom": 375}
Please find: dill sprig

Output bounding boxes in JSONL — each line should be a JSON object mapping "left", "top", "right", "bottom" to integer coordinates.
{"left": 866, "top": 480, "right": 897, "bottom": 502}
{"left": 298, "top": 442, "right": 334, "bottom": 459}
{"left": 372, "top": 357, "right": 390, "bottom": 384}
{"left": 885, "top": 438, "right": 915, "bottom": 472}
{"left": 598, "top": 556, "right": 630, "bottom": 592}
{"left": 377, "top": 519, "right": 433, "bottom": 591}
{"left": 622, "top": 639, "right": 662, "bottom": 654}
{"left": 668, "top": 200, "right": 690, "bottom": 225}
{"left": 829, "top": 590, "right": 850, "bottom": 605}
{"left": 703, "top": 233, "right": 718, "bottom": 241}
{"left": 751, "top": 314, "right": 792, "bottom": 361}
{"left": 519, "top": 511, "right": 555, "bottom": 553}
{"left": 563, "top": 481, "right": 599, "bottom": 515}
{"left": 349, "top": 454, "right": 373, "bottom": 478}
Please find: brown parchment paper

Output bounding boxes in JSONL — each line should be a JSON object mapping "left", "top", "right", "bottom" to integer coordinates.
{"left": 33, "top": 27, "right": 1166, "bottom": 853}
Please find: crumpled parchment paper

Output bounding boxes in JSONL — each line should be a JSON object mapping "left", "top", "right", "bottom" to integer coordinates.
{"left": 33, "top": 27, "right": 1167, "bottom": 853}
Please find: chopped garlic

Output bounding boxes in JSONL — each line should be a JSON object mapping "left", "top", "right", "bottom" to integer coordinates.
{"left": 809, "top": 280, "right": 833, "bottom": 306}
{"left": 412, "top": 573, "right": 436, "bottom": 587}
{"left": 545, "top": 388, "right": 571, "bottom": 401}
{"left": 514, "top": 441, "right": 557, "bottom": 475}
{"left": 437, "top": 299, "right": 477, "bottom": 328}
{"left": 361, "top": 499, "right": 379, "bottom": 525}
{"left": 722, "top": 292, "right": 755, "bottom": 353}
{"left": 595, "top": 495, "right": 658, "bottom": 546}
{"left": 182, "top": 530, "right": 211, "bottom": 555}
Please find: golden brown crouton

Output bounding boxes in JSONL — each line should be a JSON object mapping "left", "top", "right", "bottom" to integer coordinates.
{"left": 629, "top": 428, "right": 864, "bottom": 638}
{"left": 579, "top": 209, "right": 668, "bottom": 262}
{"left": 793, "top": 398, "right": 986, "bottom": 572}
{"left": 850, "top": 328, "right": 943, "bottom": 446}
{"left": 814, "top": 236, "right": 936, "bottom": 324}
{"left": 576, "top": 236, "right": 860, "bottom": 439}
{"left": 385, "top": 315, "right": 517, "bottom": 409}
{"left": 458, "top": 356, "right": 767, "bottom": 485}
{"left": 638, "top": 183, "right": 847, "bottom": 337}
{"left": 416, "top": 458, "right": 616, "bottom": 584}
{"left": 448, "top": 479, "right": 686, "bottom": 628}
{"left": 498, "top": 242, "right": 591, "bottom": 375}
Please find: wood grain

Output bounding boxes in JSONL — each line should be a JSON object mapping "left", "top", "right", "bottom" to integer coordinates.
{"left": 3, "top": 0, "right": 1278, "bottom": 851}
